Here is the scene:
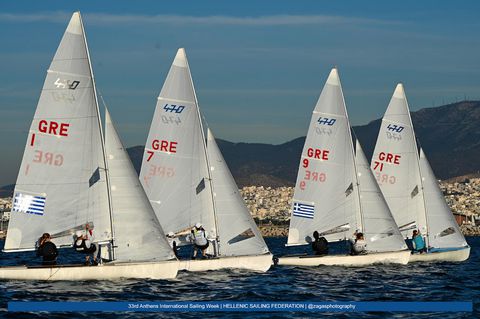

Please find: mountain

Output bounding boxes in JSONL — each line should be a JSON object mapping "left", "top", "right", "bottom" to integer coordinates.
{"left": 126, "top": 101, "right": 480, "bottom": 187}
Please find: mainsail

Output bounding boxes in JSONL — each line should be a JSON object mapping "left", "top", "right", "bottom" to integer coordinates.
{"left": 105, "top": 109, "right": 175, "bottom": 262}
{"left": 140, "top": 49, "right": 216, "bottom": 239}
{"left": 287, "top": 68, "right": 361, "bottom": 245}
{"left": 370, "top": 84, "right": 427, "bottom": 237}
{"left": 419, "top": 148, "right": 468, "bottom": 249}
{"left": 206, "top": 129, "right": 269, "bottom": 256}
{"left": 5, "top": 12, "right": 111, "bottom": 251}
{"left": 355, "top": 141, "right": 407, "bottom": 252}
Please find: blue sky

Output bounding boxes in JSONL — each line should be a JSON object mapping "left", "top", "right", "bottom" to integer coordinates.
{"left": 1, "top": 0, "right": 480, "bottom": 185}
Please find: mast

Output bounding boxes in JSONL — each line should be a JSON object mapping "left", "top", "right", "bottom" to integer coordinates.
{"left": 78, "top": 12, "right": 116, "bottom": 259}
{"left": 183, "top": 49, "right": 220, "bottom": 254}
{"left": 337, "top": 68, "right": 364, "bottom": 233}
{"left": 402, "top": 84, "right": 429, "bottom": 249}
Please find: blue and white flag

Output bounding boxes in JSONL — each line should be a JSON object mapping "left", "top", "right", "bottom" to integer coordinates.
{"left": 12, "top": 193, "right": 46, "bottom": 216}
{"left": 293, "top": 202, "right": 315, "bottom": 219}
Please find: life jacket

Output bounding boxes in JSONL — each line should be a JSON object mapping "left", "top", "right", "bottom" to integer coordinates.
{"left": 74, "top": 238, "right": 96, "bottom": 253}
{"left": 192, "top": 229, "right": 208, "bottom": 246}
{"left": 413, "top": 235, "right": 426, "bottom": 250}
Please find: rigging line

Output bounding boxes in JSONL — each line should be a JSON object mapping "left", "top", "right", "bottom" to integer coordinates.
{"left": 79, "top": 14, "right": 115, "bottom": 260}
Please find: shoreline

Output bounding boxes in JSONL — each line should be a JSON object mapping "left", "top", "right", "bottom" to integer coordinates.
{"left": 258, "top": 224, "right": 480, "bottom": 238}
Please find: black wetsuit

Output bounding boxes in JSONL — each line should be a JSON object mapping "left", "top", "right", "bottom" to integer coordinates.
{"left": 312, "top": 237, "right": 328, "bottom": 256}
{"left": 36, "top": 241, "right": 58, "bottom": 266}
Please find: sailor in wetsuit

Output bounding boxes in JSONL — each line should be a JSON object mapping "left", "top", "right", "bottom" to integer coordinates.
{"left": 73, "top": 230, "right": 98, "bottom": 266}
{"left": 311, "top": 231, "right": 329, "bottom": 256}
{"left": 189, "top": 223, "right": 209, "bottom": 259}
{"left": 36, "top": 233, "right": 58, "bottom": 266}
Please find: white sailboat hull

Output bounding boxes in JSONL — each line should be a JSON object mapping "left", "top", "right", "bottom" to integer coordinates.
{"left": 0, "top": 259, "right": 179, "bottom": 281}
{"left": 277, "top": 250, "right": 410, "bottom": 267}
{"left": 409, "top": 246, "right": 470, "bottom": 263}
{"left": 178, "top": 253, "right": 272, "bottom": 272}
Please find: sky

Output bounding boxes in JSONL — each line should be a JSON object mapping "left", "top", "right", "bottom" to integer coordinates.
{"left": 1, "top": 0, "right": 480, "bottom": 185}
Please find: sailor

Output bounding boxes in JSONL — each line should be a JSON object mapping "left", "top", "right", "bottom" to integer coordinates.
{"left": 166, "top": 231, "right": 179, "bottom": 258}
{"left": 412, "top": 230, "right": 427, "bottom": 254}
{"left": 349, "top": 231, "right": 367, "bottom": 255}
{"left": 311, "top": 231, "right": 328, "bottom": 256}
{"left": 84, "top": 223, "right": 99, "bottom": 262}
{"left": 73, "top": 230, "right": 98, "bottom": 266}
{"left": 36, "top": 233, "right": 58, "bottom": 266}
{"left": 189, "top": 223, "right": 209, "bottom": 259}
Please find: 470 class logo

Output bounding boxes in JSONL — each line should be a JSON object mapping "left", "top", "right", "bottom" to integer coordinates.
{"left": 386, "top": 124, "right": 404, "bottom": 133}
{"left": 317, "top": 117, "right": 336, "bottom": 126}
{"left": 54, "top": 78, "right": 80, "bottom": 90}
{"left": 163, "top": 104, "right": 185, "bottom": 113}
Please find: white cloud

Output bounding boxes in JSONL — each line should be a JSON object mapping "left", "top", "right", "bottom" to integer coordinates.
{"left": 0, "top": 11, "right": 398, "bottom": 27}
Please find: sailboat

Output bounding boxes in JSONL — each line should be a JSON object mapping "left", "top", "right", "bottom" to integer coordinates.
{"left": 139, "top": 49, "right": 272, "bottom": 272}
{"left": 277, "top": 68, "right": 410, "bottom": 267}
{"left": 371, "top": 84, "right": 470, "bottom": 262}
{"left": 0, "top": 12, "right": 179, "bottom": 280}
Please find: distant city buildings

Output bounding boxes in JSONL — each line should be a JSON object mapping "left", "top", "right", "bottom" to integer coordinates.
{"left": 241, "top": 178, "right": 480, "bottom": 227}
{"left": 0, "top": 178, "right": 478, "bottom": 235}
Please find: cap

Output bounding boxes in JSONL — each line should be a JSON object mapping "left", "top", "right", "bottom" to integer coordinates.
{"left": 75, "top": 230, "right": 84, "bottom": 237}
{"left": 195, "top": 222, "right": 202, "bottom": 228}
{"left": 167, "top": 232, "right": 175, "bottom": 237}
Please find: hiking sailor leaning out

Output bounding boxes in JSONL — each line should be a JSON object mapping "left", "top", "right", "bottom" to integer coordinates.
{"left": 349, "top": 231, "right": 367, "bottom": 255}
{"left": 73, "top": 230, "right": 98, "bottom": 266}
{"left": 189, "top": 223, "right": 209, "bottom": 259}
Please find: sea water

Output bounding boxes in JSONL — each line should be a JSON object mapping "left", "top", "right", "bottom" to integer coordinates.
{"left": 0, "top": 237, "right": 478, "bottom": 318}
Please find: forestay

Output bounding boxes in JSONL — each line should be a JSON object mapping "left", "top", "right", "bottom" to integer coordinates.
{"left": 287, "top": 68, "right": 361, "bottom": 245}
{"left": 140, "top": 49, "right": 216, "bottom": 239}
{"left": 355, "top": 141, "right": 407, "bottom": 252}
{"left": 206, "top": 129, "right": 269, "bottom": 256}
{"left": 4, "top": 13, "right": 111, "bottom": 251}
{"left": 419, "top": 148, "right": 468, "bottom": 249}
{"left": 371, "top": 84, "right": 427, "bottom": 237}
{"left": 105, "top": 109, "right": 175, "bottom": 262}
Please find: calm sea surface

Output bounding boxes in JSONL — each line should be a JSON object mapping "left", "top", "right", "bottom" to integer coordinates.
{"left": 0, "top": 237, "right": 478, "bottom": 319}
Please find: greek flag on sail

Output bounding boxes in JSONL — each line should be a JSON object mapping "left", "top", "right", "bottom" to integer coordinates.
{"left": 293, "top": 202, "right": 315, "bottom": 219}
{"left": 12, "top": 193, "right": 46, "bottom": 216}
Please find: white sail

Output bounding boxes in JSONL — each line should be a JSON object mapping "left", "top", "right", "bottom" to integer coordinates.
{"left": 370, "top": 84, "right": 426, "bottom": 237}
{"left": 5, "top": 12, "right": 111, "bottom": 251}
{"left": 287, "top": 68, "right": 361, "bottom": 245}
{"left": 105, "top": 109, "right": 175, "bottom": 262}
{"left": 140, "top": 48, "right": 216, "bottom": 238}
{"left": 419, "top": 148, "right": 468, "bottom": 249}
{"left": 355, "top": 141, "right": 407, "bottom": 252}
{"left": 206, "top": 129, "right": 269, "bottom": 256}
